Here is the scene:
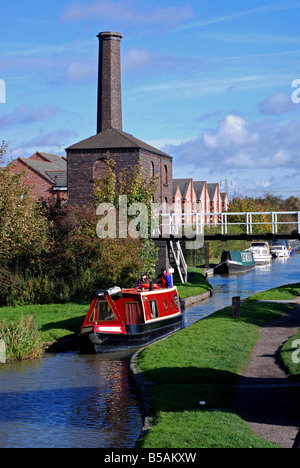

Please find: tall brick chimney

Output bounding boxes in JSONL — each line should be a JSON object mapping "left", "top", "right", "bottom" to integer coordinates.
{"left": 97, "top": 31, "right": 123, "bottom": 134}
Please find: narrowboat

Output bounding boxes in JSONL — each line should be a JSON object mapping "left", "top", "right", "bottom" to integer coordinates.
{"left": 214, "top": 250, "right": 255, "bottom": 275}
{"left": 79, "top": 285, "right": 183, "bottom": 353}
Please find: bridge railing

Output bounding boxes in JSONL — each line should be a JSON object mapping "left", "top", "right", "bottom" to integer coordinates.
{"left": 157, "top": 211, "right": 300, "bottom": 237}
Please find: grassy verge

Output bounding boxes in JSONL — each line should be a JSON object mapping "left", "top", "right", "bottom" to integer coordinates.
{"left": 0, "top": 302, "right": 88, "bottom": 344}
{"left": 175, "top": 267, "right": 212, "bottom": 299}
{"left": 251, "top": 283, "right": 300, "bottom": 301}
{"left": 136, "top": 283, "right": 300, "bottom": 448}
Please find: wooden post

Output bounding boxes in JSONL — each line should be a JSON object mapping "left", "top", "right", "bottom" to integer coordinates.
{"left": 204, "top": 242, "right": 210, "bottom": 269}
{"left": 232, "top": 296, "right": 241, "bottom": 319}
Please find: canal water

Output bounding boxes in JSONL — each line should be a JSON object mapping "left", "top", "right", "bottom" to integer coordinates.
{"left": 0, "top": 254, "right": 299, "bottom": 448}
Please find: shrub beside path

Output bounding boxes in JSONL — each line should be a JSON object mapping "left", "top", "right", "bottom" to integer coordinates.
{"left": 236, "top": 299, "right": 300, "bottom": 448}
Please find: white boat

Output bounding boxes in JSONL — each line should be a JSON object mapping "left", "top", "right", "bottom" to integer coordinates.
{"left": 246, "top": 246, "right": 272, "bottom": 264}
{"left": 271, "top": 245, "right": 290, "bottom": 258}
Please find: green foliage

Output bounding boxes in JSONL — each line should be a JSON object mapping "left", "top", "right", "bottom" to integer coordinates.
{"left": 228, "top": 194, "right": 300, "bottom": 236}
{"left": 0, "top": 144, "right": 48, "bottom": 268}
{"left": 93, "top": 153, "right": 158, "bottom": 209}
{"left": 0, "top": 315, "right": 43, "bottom": 361}
{"left": 0, "top": 302, "right": 88, "bottom": 343}
{"left": 0, "top": 140, "right": 8, "bottom": 167}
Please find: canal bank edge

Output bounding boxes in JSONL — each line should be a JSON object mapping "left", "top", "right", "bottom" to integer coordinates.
{"left": 129, "top": 289, "right": 213, "bottom": 443}
{"left": 180, "top": 290, "right": 212, "bottom": 308}
{"left": 129, "top": 290, "right": 300, "bottom": 448}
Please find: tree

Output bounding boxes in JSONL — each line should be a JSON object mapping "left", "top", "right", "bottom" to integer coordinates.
{"left": 0, "top": 142, "right": 48, "bottom": 268}
{"left": 93, "top": 153, "right": 158, "bottom": 209}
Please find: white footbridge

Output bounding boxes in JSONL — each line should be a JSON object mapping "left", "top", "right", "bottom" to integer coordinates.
{"left": 154, "top": 211, "right": 300, "bottom": 283}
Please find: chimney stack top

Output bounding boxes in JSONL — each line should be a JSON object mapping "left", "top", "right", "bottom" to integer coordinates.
{"left": 97, "top": 31, "right": 122, "bottom": 40}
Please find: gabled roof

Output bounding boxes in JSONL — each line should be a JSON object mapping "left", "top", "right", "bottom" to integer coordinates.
{"left": 193, "top": 181, "right": 206, "bottom": 199}
{"left": 173, "top": 184, "right": 182, "bottom": 198}
{"left": 220, "top": 192, "right": 229, "bottom": 202}
{"left": 35, "top": 152, "right": 66, "bottom": 168}
{"left": 18, "top": 153, "right": 67, "bottom": 187}
{"left": 66, "top": 127, "right": 172, "bottom": 159}
{"left": 207, "top": 183, "right": 219, "bottom": 199}
{"left": 172, "top": 179, "right": 192, "bottom": 199}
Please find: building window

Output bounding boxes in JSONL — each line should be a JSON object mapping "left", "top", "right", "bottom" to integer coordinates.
{"left": 164, "top": 165, "right": 168, "bottom": 185}
{"left": 151, "top": 161, "right": 155, "bottom": 178}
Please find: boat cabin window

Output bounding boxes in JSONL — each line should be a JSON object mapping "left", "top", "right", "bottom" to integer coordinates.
{"left": 149, "top": 300, "right": 159, "bottom": 319}
{"left": 125, "top": 303, "right": 141, "bottom": 325}
{"left": 91, "top": 300, "right": 116, "bottom": 322}
{"left": 164, "top": 300, "right": 168, "bottom": 313}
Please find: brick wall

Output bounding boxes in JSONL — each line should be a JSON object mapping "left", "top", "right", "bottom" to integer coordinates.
{"left": 67, "top": 148, "right": 172, "bottom": 207}
{"left": 97, "top": 32, "right": 122, "bottom": 133}
{"left": 10, "top": 159, "right": 54, "bottom": 200}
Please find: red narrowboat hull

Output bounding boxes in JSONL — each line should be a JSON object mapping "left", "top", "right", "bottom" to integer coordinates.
{"left": 79, "top": 285, "right": 183, "bottom": 353}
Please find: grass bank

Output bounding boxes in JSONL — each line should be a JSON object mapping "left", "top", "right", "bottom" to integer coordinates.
{"left": 175, "top": 267, "right": 212, "bottom": 299}
{"left": 0, "top": 303, "right": 88, "bottom": 361}
{"left": 136, "top": 282, "right": 300, "bottom": 448}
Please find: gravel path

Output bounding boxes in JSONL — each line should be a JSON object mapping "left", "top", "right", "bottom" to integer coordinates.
{"left": 236, "top": 300, "right": 300, "bottom": 448}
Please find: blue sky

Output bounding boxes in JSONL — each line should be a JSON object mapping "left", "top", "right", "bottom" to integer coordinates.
{"left": 1, "top": 0, "right": 300, "bottom": 198}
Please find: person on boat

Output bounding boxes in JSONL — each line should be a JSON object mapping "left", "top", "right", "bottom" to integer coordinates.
{"left": 159, "top": 268, "right": 172, "bottom": 288}
{"left": 137, "top": 273, "right": 152, "bottom": 289}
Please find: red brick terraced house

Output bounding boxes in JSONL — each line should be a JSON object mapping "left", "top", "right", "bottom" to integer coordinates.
{"left": 9, "top": 151, "right": 67, "bottom": 201}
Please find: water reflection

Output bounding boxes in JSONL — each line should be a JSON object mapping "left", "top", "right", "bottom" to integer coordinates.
{"left": 0, "top": 353, "right": 142, "bottom": 448}
{"left": 1, "top": 254, "right": 299, "bottom": 448}
{"left": 184, "top": 254, "right": 300, "bottom": 327}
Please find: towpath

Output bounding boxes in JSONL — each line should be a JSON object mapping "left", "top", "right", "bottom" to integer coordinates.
{"left": 236, "top": 299, "right": 300, "bottom": 448}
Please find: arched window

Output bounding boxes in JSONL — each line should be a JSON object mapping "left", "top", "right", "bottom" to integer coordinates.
{"left": 151, "top": 161, "right": 155, "bottom": 178}
{"left": 164, "top": 165, "right": 168, "bottom": 185}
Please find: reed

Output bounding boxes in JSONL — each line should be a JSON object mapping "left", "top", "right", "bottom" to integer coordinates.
{"left": 0, "top": 315, "right": 43, "bottom": 362}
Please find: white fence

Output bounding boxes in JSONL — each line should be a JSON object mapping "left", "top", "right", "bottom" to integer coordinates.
{"left": 158, "top": 211, "right": 300, "bottom": 237}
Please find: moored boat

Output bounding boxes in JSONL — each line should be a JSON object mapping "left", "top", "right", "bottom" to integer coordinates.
{"left": 246, "top": 245, "right": 272, "bottom": 264}
{"left": 80, "top": 285, "right": 183, "bottom": 353}
{"left": 271, "top": 244, "right": 290, "bottom": 258}
{"left": 214, "top": 250, "right": 255, "bottom": 275}
{"left": 273, "top": 239, "right": 300, "bottom": 255}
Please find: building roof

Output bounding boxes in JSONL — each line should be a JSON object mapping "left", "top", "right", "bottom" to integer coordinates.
{"left": 193, "top": 181, "right": 206, "bottom": 199}
{"left": 18, "top": 153, "right": 67, "bottom": 187}
{"left": 66, "top": 127, "right": 172, "bottom": 159}
{"left": 207, "top": 183, "right": 219, "bottom": 199}
{"left": 220, "top": 192, "right": 229, "bottom": 202}
{"left": 172, "top": 179, "right": 192, "bottom": 199}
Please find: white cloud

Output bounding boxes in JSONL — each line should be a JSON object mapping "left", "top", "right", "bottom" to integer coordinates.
{"left": 62, "top": 61, "right": 97, "bottom": 83}
{"left": 123, "top": 47, "right": 155, "bottom": 72}
{"left": 259, "top": 92, "right": 296, "bottom": 115}
{"left": 0, "top": 103, "right": 59, "bottom": 128}
{"left": 176, "top": 1, "right": 300, "bottom": 31}
{"left": 22, "top": 129, "right": 78, "bottom": 148}
{"left": 61, "top": 0, "right": 193, "bottom": 28}
{"left": 162, "top": 114, "right": 300, "bottom": 177}
{"left": 202, "top": 115, "right": 256, "bottom": 149}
